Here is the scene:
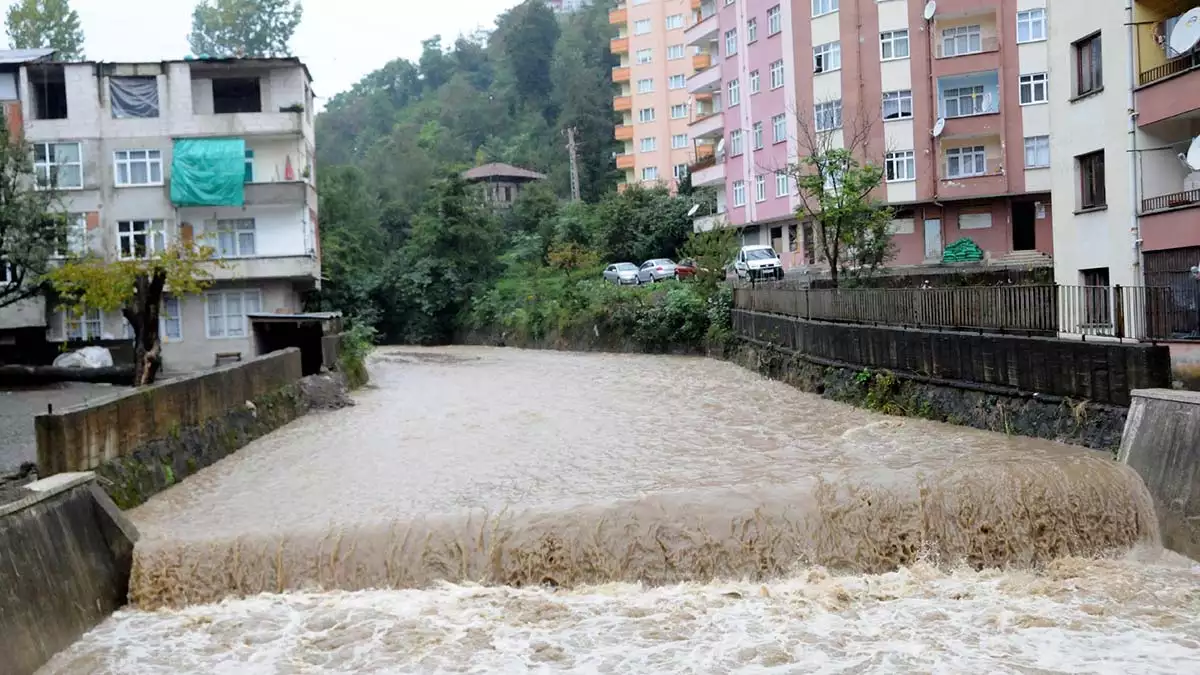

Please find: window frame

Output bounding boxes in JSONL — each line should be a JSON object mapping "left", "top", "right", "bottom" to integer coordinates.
{"left": 732, "top": 180, "right": 746, "bottom": 206}
{"left": 1019, "top": 72, "right": 1048, "bottom": 105}
{"left": 728, "top": 77, "right": 740, "bottom": 106}
{"left": 1074, "top": 32, "right": 1103, "bottom": 97}
{"left": 667, "top": 45, "right": 685, "bottom": 60}
{"left": 767, "top": 5, "right": 782, "bottom": 35}
{"left": 882, "top": 89, "right": 913, "bottom": 120}
{"left": 729, "top": 129, "right": 744, "bottom": 156}
{"left": 752, "top": 121, "right": 764, "bottom": 150}
{"left": 885, "top": 150, "right": 916, "bottom": 182}
{"left": 668, "top": 74, "right": 686, "bottom": 90}
{"left": 117, "top": 219, "right": 167, "bottom": 260}
{"left": 160, "top": 294, "right": 183, "bottom": 343}
{"left": 1024, "top": 136, "right": 1051, "bottom": 168}
{"left": 1078, "top": 150, "right": 1106, "bottom": 210}
{"left": 755, "top": 174, "right": 767, "bottom": 203}
{"left": 1016, "top": 8, "right": 1047, "bottom": 44}
{"left": 113, "top": 149, "right": 164, "bottom": 187}
{"left": 880, "top": 29, "right": 910, "bottom": 61}
{"left": 943, "top": 85, "right": 987, "bottom": 118}
{"left": 772, "top": 113, "right": 787, "bottom": 143}
{"left": 749, "top": 69, "right": 761, "bottom": 94}
{"left": 640, "top": 137, "right": 657, "bottom": 153}
{"left": 812, "top": 0, "right": 839, "bottom": 18}
{"left": 814, "top": 100, "right": 843, "bottom": 132}
{"left": 945, "top": 145, "right": 987, "bottom": 179}
{"left": 214, "top": 218, "right": 256, "bottom": 258}
{"left": 813, "top": 41, "right": 842, "bottom": 73}
{"left": 641, "top": 166, "right": 660, "bottom": 181}
{"left": 671, "top": 133, "right": 689, "bottom": 149}
{"left": 769, "top": 59, "right": 785, "bottom": 89}
{"left": 204, "top": 289, "right": 263, "bottom": 340}
{"left": 33, "top": 141, "right": 83, "bottom": 190}
{"left": 776, "top": 171, "right": 789, "bottom": 197}
{"left": 942, "top": 24, "right": 983, "bottom": 57}
{"left": 747, "top": 18, "right": 758, "bottom": 43}
{"left": 724, "top": 28, "right": 738, "bottom": 56}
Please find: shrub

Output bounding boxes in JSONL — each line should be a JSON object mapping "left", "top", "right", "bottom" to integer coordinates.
{"left": 339, "top": 319, "right": 376, "bottom": 389}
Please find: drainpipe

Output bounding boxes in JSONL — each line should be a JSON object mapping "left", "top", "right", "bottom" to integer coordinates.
{"left": 1126, "top": 0, "right": 1144, "bottom": 286}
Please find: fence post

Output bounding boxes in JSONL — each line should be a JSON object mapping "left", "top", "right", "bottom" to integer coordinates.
{"left": 1114, "top": 284, "right": 1125, "bottom": 339}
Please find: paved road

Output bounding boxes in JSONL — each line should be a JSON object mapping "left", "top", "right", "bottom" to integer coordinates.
{"left": 0, "top": 383, "right": 123, "bottom": 472}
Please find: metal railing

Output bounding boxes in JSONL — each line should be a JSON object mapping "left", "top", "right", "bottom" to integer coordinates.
{"left": 1138, "top": 50, "right": 1200, "bottom": 87}
{"left": 1141, "top": 188, "right": 1200, "bottom": 214}
{"left": 734, "top": 284, "right": 1180, "bottom": 341}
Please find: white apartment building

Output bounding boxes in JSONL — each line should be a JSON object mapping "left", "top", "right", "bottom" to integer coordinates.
{"left": 14, "top": 55, "right": 319, "bottom": 372}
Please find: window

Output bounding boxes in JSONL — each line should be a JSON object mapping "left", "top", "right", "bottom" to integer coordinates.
{"left": 65, "top": 308, "right": 102, "bottom": 341}
{"left": 880, "top": 30, "right": 910, "bottom": 60}
{"left": 776, "top": 171, "right": 789, "bottom": 197}
{"left": 945, "top": 146, "right": 987, "bottom": 178}
{"left": 160, "top": 295, "right": 182, "bottom": 342}
{"left": 814, "top": 42, "right": 841, "bottom": 73}
{"left": 114, "top": 149, "right": 164, "bottom": 186}
{"left": 668, "top": 74, "right": 686, "bottom": 90}
{"left": 814, "top": 100, "right": 842, "bottom": 131}
{"left": 1017, "top": 8, "right": 1046, "bottom": 43}
{"left": 885, "top": 151, "right": 916, "bottom": 182}
{"left": 882, "top": 90, "right": 913, "bottom": 120}
{"left": 674, "top": 163, "right": 688, "bottom": 180}
{"left": 665, "top": 14, "right": 684, "bottom": 29}
{"left": 33, "top": 142, "right": 82, "bottom": 189}
{"left": 668, "top": 45, "right": 685, "bottom": 60}
{"left": 769, "top": 60, "right": 785, "bottom": 89}
{"left": 206, "top": 290, "right": 262, "bottom": 339}
{"left": 1078, "top": 150, "right": 1106, "bottom": 209}
{"left": 638, "top": 107, "right": 655, "bottom": 123}
{"left": 812, "top": 0, "right": 838, "bottom": 17}
{"left": 747, "top": 18, "right": 758, "bottom": 43}
{"left": 117, "top": 220, "right": 167, "bottom": 259}
{"left": 1075, "top": 33, "right": 1103, "bottom": 96}
{"left": 729, "top": 129, "right": 744, "bottom": 156}
{"left": 942, "top": 25, "right": 982, "bottom": 57}
{"left": 670, "top": 104, "right": 688, "bottom": 119}
{"left": 672, "top": 133, "right": 689, "bottom": 149}
{"left": 959, "top": 212, "right": 993, "bottom": 229}
{"left": 750, "top": 70, "right": 761, "bottom": 94}
{"left": 29, "top": 65, "right": 67, "bottom": 119}
{"left": 768, "top": 5, "right": 782, "bottom": 35}
{"left": 1024, "top": 136, "right": 1050, "bottom": 168}
{"left": 725, "top": 29, "right": 738, "bottom": 55}
{"left": 642, "top": 166, "right": 659, "bottom": 181}
{"left": 211, "top": 77, "right": 261, "bottom": 114}
{"left": 1019, "top": 73, "right": 1048, "bottom": 105}
{"left": 753, "top": 122, "right": 764, "bottom": 150}
{"left": 109, "top": 76, "right": 159, "bottom": 118}
{"left": 637, "top": 78, "right": 654, "bottom": 93}
{"left": 943, "top": 85, "right": 987, "bottom": 118}
{"left": 640, "top": 137, "right": 657, "bottom": 152}
{"left": 755, "top": 175, "right": 767, "bottom": 202}
{"left": 728, "top": 78, "right": 740, "bottom": 106}
{"left": 772, "top": 114, "right": 786, "bottom": 143}
{"left": 634, "top": 19, "right": 651, "bottom": 35}
{"left": 53, "top": 213, "right": 87, "bottom": 257}
{"left": 733, "top": 180, "right": 746, "bottom": 206}
{"left": 636, "top": 49, "right": 653, "bottom": 64}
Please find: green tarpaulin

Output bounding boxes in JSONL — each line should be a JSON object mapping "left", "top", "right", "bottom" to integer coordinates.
{"left": 942, "top": 238, "right": 985, "bottom": 264}
{"left": 170, "top": 138, "right": 246, "bottom": 207}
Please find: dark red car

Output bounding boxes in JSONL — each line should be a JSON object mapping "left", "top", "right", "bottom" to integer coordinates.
{"left": 674, "top": 258, "right": 698, "bottom": 280}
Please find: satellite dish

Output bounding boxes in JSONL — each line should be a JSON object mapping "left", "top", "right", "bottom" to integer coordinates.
{"left": 1169, "top": 8, "right": 1200, "bottom": 56}
{"left": 716, "top": 138, "right": 726, "bottom": 154}
{"left": 923, "top": 1, "right": 937, "bottom": 21}
{"left": 1186, "top": 136, "right": 1200, "bottom": 171}
{"left": 687, "top": 204, "right": 700, "bottom": 217}
{"left": 932, "top": 117, "right": 945, "bottom": 138}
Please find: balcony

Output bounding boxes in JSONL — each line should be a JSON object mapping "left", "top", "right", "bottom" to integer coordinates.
{"left": 613, "top": 95, "right": 632, "bottom": 112}
{"left": 244, "top": 181, "right": 307, "bottom": 207}
{"left": 690, "top": 111, "right": 725, "bottom": 139}
{"left": 687, "top": 63, "right": 722, "bottom": 94}
{"left": 684, "top": 12, "right": 719, "bottom": 47}
{"left": 207, "top": 255, "right": 319, "bottom": 282}
{"left": 935, "top": 36, "right": 999, "bottom": 59}
{"left": 169, "top": 111, "right": 304, "bottom": 139}
{"left": 691, "top": 158, "right": 726, "bottom": 187}
{"left": 614, "top": 124, "right": 634, "bottom": 141}
{"left": 939, "top": 143, "right": 1007, "bottom": 199}
{"left": 1135, "top": 52, "right": 1200, "bottom": 127}
{"left": 693, "top": 53, "right": 712, "bottom": 71}
{"left": 616, "top": 153, "right": 636, "bottom": 170}
{"left": 612, "top": 66, "right": 630, "bottom": 83}
{"left": 693, "top": 214, "right": 726, "bottom": 232}
{"left": 609, "top": 6, "right": 627, "bottom": 25}
{"left": 695, "top": 144, "right": 714, "bottom": 161}
{"left": 937, "top": 72, "right": 1000, "bottom": 131}
{"left": 610, "top": 37, "right": 629, "bottom": 54}
{"left": 1143, "top": 188, "right": 1200, "bottom": 215}
{"left": 931, "top": 22, "right": 1001, "bottom": 77}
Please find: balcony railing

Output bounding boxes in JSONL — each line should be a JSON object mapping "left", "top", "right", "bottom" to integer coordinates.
{"left": 1142, "top": 188, "right": 1200, "bottom": 214}
{"left": 935, "top": 37, "right": 1000, "bottom": 59}
{"left": 1139, "top": 50, "right": 1200, "bottom": 87}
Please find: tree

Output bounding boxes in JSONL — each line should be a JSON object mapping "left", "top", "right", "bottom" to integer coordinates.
{"left": 679, "top": 227, "right": 738, "bottom": 291}
{"left": 788, "top": 105, "right": 894, "bottom": 287}
{"left": 188, "top": 0, "right": 303, "bottom": 58}
{"left": 0, "top": 112, "right": 64, "bottom": 309}
{"left": 492, "top": 0, "right": 560, "bottom": 116}
{"left": 48, "top": 242, "right": 218, "bottom": 386}
{"left": 5, "top": 0, "right": 84, "bottom": 59}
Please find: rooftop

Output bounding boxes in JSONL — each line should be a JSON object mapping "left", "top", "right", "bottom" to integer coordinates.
{"left": 0, "top": 48, "right": 55, "bottom": 65}
{"left": 462, "top": 162, "right": 547, "bottom": 183}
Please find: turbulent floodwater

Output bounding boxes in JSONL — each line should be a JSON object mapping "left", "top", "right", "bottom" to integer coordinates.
{"left": 40, "top": 348, "right": 1200, "bottom": 673}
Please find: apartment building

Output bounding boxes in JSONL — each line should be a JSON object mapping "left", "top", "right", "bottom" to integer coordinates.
{"left": 611, "top": 0, "right": 694, "bottom": 188}
{"left": 16, "top": 55, "right": 319, "bottom": 372}
{"left": 1049, "top": 0, "right": 1200, "bottom": 298}
{"left": 689, "top": 0, "right": 1055, "bottom": 272}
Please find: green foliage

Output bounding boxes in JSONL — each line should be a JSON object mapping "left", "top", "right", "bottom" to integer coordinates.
{"left": 0, "top": 115, "right": 64, "bottom": 309}
{"left": 338, "top": 320, "right": 375, "bottom": 389}
{"left": 679, "top": 227, "right": 738, "bottom": 291}
{"left": 188, "top": 0, "right": 303, "bottom": 58}
{"left": 5, "top": 0, "right": 84, "bottom": 59}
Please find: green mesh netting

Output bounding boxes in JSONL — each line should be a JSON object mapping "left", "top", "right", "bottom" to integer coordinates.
{"left": 942, "top": 238, "right": 985, "bottom": 263}
{"left": 170, "top": 138, "right": 246, "bottom": 207}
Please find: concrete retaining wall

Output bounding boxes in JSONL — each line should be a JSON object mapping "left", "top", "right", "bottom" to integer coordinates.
{"left": 1119, "top": 389, "right": 1200, "bottom": 559}
{"left": 0, "top": 473, "right": 138, "bottom": 675}
{"left": 35, "top": 348, "right": 306, "bottom": 508}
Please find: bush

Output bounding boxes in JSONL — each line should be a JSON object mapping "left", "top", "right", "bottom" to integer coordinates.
{"left": 338, "top": 319, "right": 376, "bottom": 389}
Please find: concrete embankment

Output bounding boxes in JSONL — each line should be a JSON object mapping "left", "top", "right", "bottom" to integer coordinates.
{"left": 0, "top": 473, "right": 138, "bottom": 675}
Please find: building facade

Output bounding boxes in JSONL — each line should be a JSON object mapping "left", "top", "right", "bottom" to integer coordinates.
{"left": 17, "top": 56, "right": 319, "bottom": 372}
{"left": 611, "top": 0, "right": 695, "bottom": 188}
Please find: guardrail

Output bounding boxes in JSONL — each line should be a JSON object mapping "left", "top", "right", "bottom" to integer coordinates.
{"left": 1142, "top": 188, "right": 1200, "bottom": 214}
{"left": 1138, "top": 50, "right": 1200, "bottom": 87}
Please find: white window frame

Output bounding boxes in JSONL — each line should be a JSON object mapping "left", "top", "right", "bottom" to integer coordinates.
{"left": 747, "top": 18, "right": 758, "bottom": 43}
{"left": 813, "top": 42, "right": 841, "bottom": 73}
{"left": 725, "top": 29, "right": 738, "bottom": 56}
{"left": 1016, "top": 9, "right": 1046, "bottom": 44}
{"left": 943, "top": 85, "right": 987, "bottom": 118}
{"left": 776, "top": 171, "right": 789, "bottom": 197}
{"left": 728, "top": 77, "right": 740, "bottom": 106}
{"left": 755, "top": 175, "right": 766, "bottom": 202}
{"left": 205, "top": 289, "right": 262, "bottom": 339}
{"left": 667, "top": 45, "right": 685, "bottom": 60}
{"left": 767, "top": 5, "right": 782, "bottom": 35}
{"left": 942, "top": 25, "right": 982, "bottom": 57}
{"left": 642, "top": 166, "right": 659, "bottom": 181}
{"left": 729, "top": 129, "right": 744, "bottom": 156}
{"left": 53, "top": 213, "right": 88, "bottom": 258}
{"left": 1024, "top": 135, "right": 1051, "bottom": 168}
{"left": 671, "top": 133, "right": 689, "bottom": 149}
{"left": 1019, "top": 73, "right": 1048, "bottom": 105}
{"left": 636, "top": 49, "right": 653, "bottom": 64}
{"left": 882, "top": 89, "right": 913, "bottom": 120}
{"left": 885, "top": 151, "right": 916, "bottom": 182}
{"left": 769, "top": 60, "right": 785, "bottom": 89}
{"left": 640, "top": 137, "right": 657, "bottom": 153}
{"left": 772, "top": 113, "right": 787, "bottom": 143}
{"left": 638, "top": 107, "right": 656, "bottom": 123}
{"left": 117, "top": 219, "right": 167, "bottom": 260}
{"left": 160, "top": 294, "right": 183, "bottom": 342}
{"left": 670, "top": 103, "right": 688, "bottom": 119}
{"left": 673, "top": 163, "right": 689, "bottom": 180}
{"left": 732, "top": 180, "right": 747, "bottom": 206}
{"left": 668, "top": 74, "right": 686, "bottom": 90}
{"left": 753, "top": 122, "right": 764, "bottom": 150}
{"left": 665, "top": 14, "right": 684, "bottom": 30}
{"left": 33, "top": 142, "right": 83, "bottom": 190}
{"left": 812, "top": 0, "right": 839, "bottom": 17}
{"left": 945, "top": 145, "right": 987, "bottom": 178}
{"left": 749, "top": 70, "right": 761, "bottom": 94}
{"left": 880, "top": 30, "right": 910, "bottom": 61}
{"left": 634, "top": 19, "right": 651, "bottom": 35}
{"left": 213, "top": 218, "right": 256, "bottom": 258}
{"left": 114, "top": 149, "right": 164, "bottom": 187}
{"left": 814, "top": 100, "right": 843, "bottom": 132}
{"left": 64, "top": 307, "right": 103, "bottom": 341}
{"left": 637, "top": 78, "right": 654, "bottom": 94}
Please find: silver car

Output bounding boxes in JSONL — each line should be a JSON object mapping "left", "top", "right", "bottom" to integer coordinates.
{"left": 603, "top": 262, "right": 640, "bottom": 285}
{"left": 637, "top": 258, "right": 678, "bottom": 283}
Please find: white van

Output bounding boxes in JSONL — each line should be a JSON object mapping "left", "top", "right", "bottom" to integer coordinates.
{"left": 733, "top": 245, "right": 784, "bottom": 281}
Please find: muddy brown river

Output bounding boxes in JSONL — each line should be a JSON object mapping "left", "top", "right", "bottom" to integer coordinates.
{"left": 40, "top": 348, "right": 1200, "bottom": 673}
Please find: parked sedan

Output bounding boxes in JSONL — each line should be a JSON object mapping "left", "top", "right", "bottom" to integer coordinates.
{"left": 603, "top": 262, "right": 640, "bottom": 285}
{"left": 637, "top": 258, "right": 678, "bottom": 283}
{"left": 674, "top": 259, "right": 698, "bottom": 280}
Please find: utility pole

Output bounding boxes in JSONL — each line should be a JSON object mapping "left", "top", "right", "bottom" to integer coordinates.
{"left": 565, "top": 126, "right": 581, "bottom": 202}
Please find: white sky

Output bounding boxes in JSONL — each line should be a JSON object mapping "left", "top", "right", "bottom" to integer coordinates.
{"left": 42, "top": 0, "right": 520, "bottom": 102}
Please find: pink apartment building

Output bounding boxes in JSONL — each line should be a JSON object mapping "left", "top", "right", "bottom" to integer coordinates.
{"left": 686, "top": 0, "right": 1056, "bottom": 272}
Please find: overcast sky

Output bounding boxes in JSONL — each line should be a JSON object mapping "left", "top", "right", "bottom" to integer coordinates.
{"left": 54, "top": 0, "right": 519, "bottom": 102}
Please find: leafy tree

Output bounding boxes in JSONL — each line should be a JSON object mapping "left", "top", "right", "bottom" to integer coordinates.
{"left": 0, "top": 114, "right": 64, "bottom": 309}
{"left": 679, "top": 227, "right": 738, "bottom": 291}
{"left": 188, "top": 0, "right": 303, "bottom": 58}
{"left": 492, "top": 0, "right": 560, "bottom": 115}
{"left": 5, "top": 0, "right": 84, "bottom": 59}
{"left": 314, "top": 165, "right": 388, "bottom": 324}
{"left": 48, "top": 242, "right": 218, "bottom": 386}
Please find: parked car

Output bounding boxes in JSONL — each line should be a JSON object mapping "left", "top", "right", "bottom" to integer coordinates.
{"left": 637, "top": 259, "right": 678, "bottom": 283}
{"left": 733, "top": 245, "right": 784, "bottom": 281}
{"left": 603, "top": 262, "right": 640, "bottom": 285}
{"left": 674, "top": 259, "right": 698, "bottom": 280}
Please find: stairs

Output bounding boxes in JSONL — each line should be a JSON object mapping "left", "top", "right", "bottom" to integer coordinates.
{"left": 993, "top": 250, "right": 1053, "bottom": 267}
